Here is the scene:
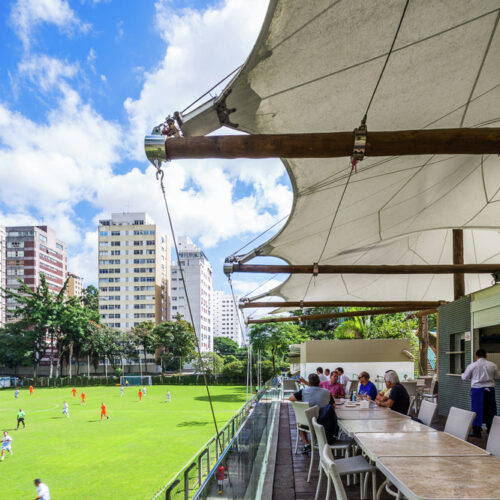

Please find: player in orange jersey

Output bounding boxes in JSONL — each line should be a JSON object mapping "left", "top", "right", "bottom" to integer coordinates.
{"left": 29, "top": 385, "right": 33, "bottom": 395}
{"left": 72, "top": 387, "right": 77, "bottom": 398}
{"left": 138, "top": 389, "right": 142, "bottom": 401}
{"left": 100, "top": 402, "right": 109, "bottom": 421}
{"left": 81, "top": 391, "right": 86, "bottom": 404}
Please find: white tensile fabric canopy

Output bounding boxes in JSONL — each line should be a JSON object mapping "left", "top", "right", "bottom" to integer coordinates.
{"left": 194, "top": 0, "right": 500, "bottom": 303}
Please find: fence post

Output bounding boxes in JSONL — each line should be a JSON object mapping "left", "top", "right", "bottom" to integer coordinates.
{"left": 197, "top": 448, "right": 207, "bottom": 487}
{"left": 165, "top": 479, "right": 180, "bottom": 500}
{"left": 184, "top": 462, "right": 196, "bottom": 500}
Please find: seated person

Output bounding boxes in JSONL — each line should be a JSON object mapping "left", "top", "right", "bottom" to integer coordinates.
{"left": 289, "top": 373, "right": 332, "bottom": 453}
{"left": 357, "top": 371, "right": 378, "bottom": 400}
{"left": 376, "top": 371, "right": 410, "bottom": 414}
{"left": 375, "top": 370, "right": 396, "bottom": 403}
{"left": 316, "top": 366, "right": 328, "bottom": 383}
{"left": 335, "top": 367, "right": 349, "bottom": 387}
{"left": 324, "top": 368, "right": 330, "bottom": 377}
{"left": 320, "top": 370, "right": 345, "bottom": 398}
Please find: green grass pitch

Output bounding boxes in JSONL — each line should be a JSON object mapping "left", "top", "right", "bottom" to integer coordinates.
{"left": 0, "top": 384, "right": 246, "bottom": 499}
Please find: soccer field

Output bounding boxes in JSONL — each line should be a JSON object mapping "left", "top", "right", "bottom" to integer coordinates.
{"left": 0, "top": 384, "right": 246, "bottom": 499}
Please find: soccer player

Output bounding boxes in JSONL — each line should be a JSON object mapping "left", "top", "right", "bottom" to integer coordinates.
{"left": 1, "top": 431, "right": 12, "bottom": 460}
{"left": 62, "top": 401, "right": 70, "bottom": 418}
{"left": 166, "top": 390, "right": 171, "bottom": 403}
{"left": 72, "top": 387, "right": 77, "bottom": 398}
{"left": 100, "top": 402, "right": 109, "bottom": 421}
{"left": 14, "top": 389, "right": 19, "bottom": 399}
{"left": 34, "top": 478, "right": 50, "bottom": 500}
{"left": 142, "top": 386, "right": 146, "bottom": 396}
{"left": 29, "top": 385, "right": 33, "bottom": 396}
{"left": 138, "top": 389, "right": 142, "bottom": 401}
{"left": 81, "top": 391, "right": 86, "bottom": 405}
{"left": 120, "top": 386, "right": 124, "bottom": 397}
{"left": 16, "top": 408, "right": 25, "bottom": 429}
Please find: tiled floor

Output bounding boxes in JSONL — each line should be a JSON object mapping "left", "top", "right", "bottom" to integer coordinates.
{"left": 272, "top": 402, "right": 488, "bottom": 500}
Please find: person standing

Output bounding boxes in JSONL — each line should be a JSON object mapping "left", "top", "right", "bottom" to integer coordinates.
{"left": 462, "top": 349, "right": 499, "bottom": 437}
{"left": 16, "top": 409, "right": 26, "bottom": 430}
{"left": 72, "top": 387, "right": 77, "bottom": 398}
{"left": 166, "top": 390, "right": 171, "bottom": 402}
{"left": 33, "top": 478, "right": 50, "bottom": 500}
{"left": 335, "top": 367, "right": 349, "bottom": 388}
{"left": 316, "top": 367, "right": 328, "bottom": 383}
{"left": 138, "top": 389, "right": 142, "bottom": 401}
{"left": 216, "top": 464, "right": 225, "bottom": 495}
{"left": 14, "top": 389, "right": 19, "bottom": 399}
{"left": 62, "top": 402, "right": 70, "bottom": 418}
{"left": 1, "top": 431, "right": 13, "bottom": 460}
{"left": 120, "top": 386, "right": 124, "bottom": 397}
{"left": 142, "top": 386, "right": 147, "bottom": 396}
{"left": 100, "top": 402, "right": 109, "bottom": 421}
{"left": 29, "top": 385, "right": 33, "bottom": 396}
{"left": 81, "top": 391, "right": 86, "bottom": 405}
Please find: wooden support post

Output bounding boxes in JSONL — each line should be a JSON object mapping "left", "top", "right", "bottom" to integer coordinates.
{"left": 453, "top": 229, "right": 465, "bottom": 300}
{"left": 159, "top": 128, "right": 500, "bottom": 160}
{"left": 247, "top": 306, "right": 425, "bottom": 324}
{"left": 418, "top": 315, "right": 429, "bottom": 376}
{"left": 230, "top": 263, "right": 500, "bottom": 275}
{"left": 240, "top": 300, "right": 444, "bottom": 309}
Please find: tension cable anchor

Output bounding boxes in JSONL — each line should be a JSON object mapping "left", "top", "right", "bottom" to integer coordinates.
{"left": 312, "top": 262, "right": 319, "bottom": 277}
{"left": 351, "top": 120, "right": 367, "bottom": 173}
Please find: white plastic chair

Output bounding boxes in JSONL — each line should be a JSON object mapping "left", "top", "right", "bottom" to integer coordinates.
{"left": 486, "top": 415, "right": 500, "bottom": 457}
{"left": 304, "top": 406, "right": 352, "bottom": 483}
{"left": 423, "top": 379, "right": 438, "bottom": 403}
{"left": 313, "top": 419, "right": 376, "bottom": 500}
{"left": 444, "top": 406, "right": 476, "bottom": 441}
{"left": 291, "top": 401, "right": 311, "bottom": 454}
{"left": 417, "top": 399, "right": 438, "bottom": 427}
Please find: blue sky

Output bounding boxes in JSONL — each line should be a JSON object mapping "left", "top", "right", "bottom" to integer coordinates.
{"left": 0, "top": 0, "right": 291, "bottom": 305}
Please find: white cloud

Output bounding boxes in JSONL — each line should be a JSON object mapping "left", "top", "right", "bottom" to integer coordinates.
{"left": 10, "top": 0, "right": 90, "bottom": 50}
{"left": 1, "top": 0, "right": 293, "bottom": 289}
{"left": 231, "top": 278, "right": 284, "bottom": 298}
{"left": 124, "top": 0, "right": 269, "bottom": 159}
{"left": 18, "top": 55, "right": 79, "bottom": 92}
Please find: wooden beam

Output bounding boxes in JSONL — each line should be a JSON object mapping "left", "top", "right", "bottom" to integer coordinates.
{"left": 247, "top": 306, "right": 422, "bottom": 324}
{"left": 453, "top": 229, "right": 465, "bottom": 300}
{"left": 240, "top": 300, "right": 444, "bottom": 309}
{"left": 406, "top": 308, "right": 438, "bottom": 318}
{"left": 163, "top": 128, "right": 500, "bottom": 160}
{"left": 230, "top": 263, "right": 500, "bottom": 275}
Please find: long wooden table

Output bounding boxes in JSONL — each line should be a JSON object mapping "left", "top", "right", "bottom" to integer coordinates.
{"left": 354, "top": 431, "right": 489, "bottom": 461}
{"left": 376, "top": 456, "right": 500, "bottom": 500}
{"left": 338, "top": 418, "right": 434, "bottom": 438}
{"left": 335, "top": 408, "right": 408, "bottom": 420}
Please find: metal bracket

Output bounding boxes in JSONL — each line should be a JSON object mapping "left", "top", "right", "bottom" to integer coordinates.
{"left": 352, "top": 123, "right": 367, "bottom": 162}
{"left": 215, "top": 89, "right": 238, "bottom": 128}
{"left": 312, "top": 263, "right": 319, "bottom": 277}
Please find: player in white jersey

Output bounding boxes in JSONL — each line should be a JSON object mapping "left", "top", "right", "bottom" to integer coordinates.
{"left": 120, "top": 386, "right": 124, "bottom": 397}
{"left": 166, "top": 390, "right": 171, "bottom": 402}
{"left": 142, "top": 386, "right": 147, "bottom": 396}
{"left": 62, "top": 401, "right": 70, "bottom": 418}
{"left": 1, "top": 431, "right": 13, "bottom": 460}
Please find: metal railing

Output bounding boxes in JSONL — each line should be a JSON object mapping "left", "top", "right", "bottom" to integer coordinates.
{"left": 151, "top": 381, "right": 276, "bottom": 500}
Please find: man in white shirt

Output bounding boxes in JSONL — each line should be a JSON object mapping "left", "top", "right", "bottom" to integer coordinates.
{"left": 335, "top": 367, "right": 349, "bottom": 387}
{"left": 34, "top": 478, "right": 50, "bottom": 500}
{"left": 316, "top": 367, "right": 328, "bottom": 383}
{"left": 462, "top": 349, "right": 499, "bottom": 437}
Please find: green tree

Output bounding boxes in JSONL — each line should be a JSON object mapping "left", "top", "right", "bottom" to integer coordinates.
{"left": 130, "top": 321, "right": 156, "bottom": 374}
{"left": 213, "top": 337, "right": 240, "bottom": 356}
{"left": 3, "top": 274, "right": 69, "bottom": 378}
{"left": 0, "top": 322, "right": 35, "bottom": 374}
{"left": 249, "top": 322, "right": 305, "bottom": 375}
{"left": 81, "top": 285, "right": 99, "bottom": 316}
{"left": 222, "top": 360, "right": 244, "bottom": 378}
{"left": 192, "top": 352, "right": 224, "bottom": 377}
{"left": 154, "top": 314, "right": 197, "bottom": 374}
{"left": 223, "top": 354, "right": 239, "bottom": 365}
{"left": 292, "top": 307, "right": 340, "bottom": 337}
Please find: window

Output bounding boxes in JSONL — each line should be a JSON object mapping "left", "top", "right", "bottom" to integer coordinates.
{"left": 111, "top": 231, "right": 120, "bottom": 236}
{"left": 146, "top": 249, "right": 155, "bottom": 255}
{"left": 146, "top": 240, "right": 155, "bottom": 246}
{"left": 111, "top": 241, "right": 120, "bottom": 246}
{"left": 99, "top": 231, "right": 109, "bottom": 236}
{"left": 134, "top": 250, "right": 143, "bottom": 255}
{"left": 449, "top": 332, "right": 466, "bottom": 374}
{"left": 39, "top": 234, "right": 47, "bottom": 242}
{"left": 111, "top": 250, "right": 120, "bottom": 255}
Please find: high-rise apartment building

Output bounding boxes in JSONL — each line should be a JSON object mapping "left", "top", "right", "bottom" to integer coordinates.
{"left": 98, "top": 212, "right": 170, "bottom": 330}
{"left": 0, "top": 225, "right": 6, "bottom": 327}
{"left": 5, "top": 226, "right": 67, "bottom": 321}
{"left": 212, "top": 291, "right": 244, "bottom": 346}
{"left": 170, "top": 236, "right": 213, "bottom": 351}
{"left": 67, "top": 272, "right": 84, "bottom": 298}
